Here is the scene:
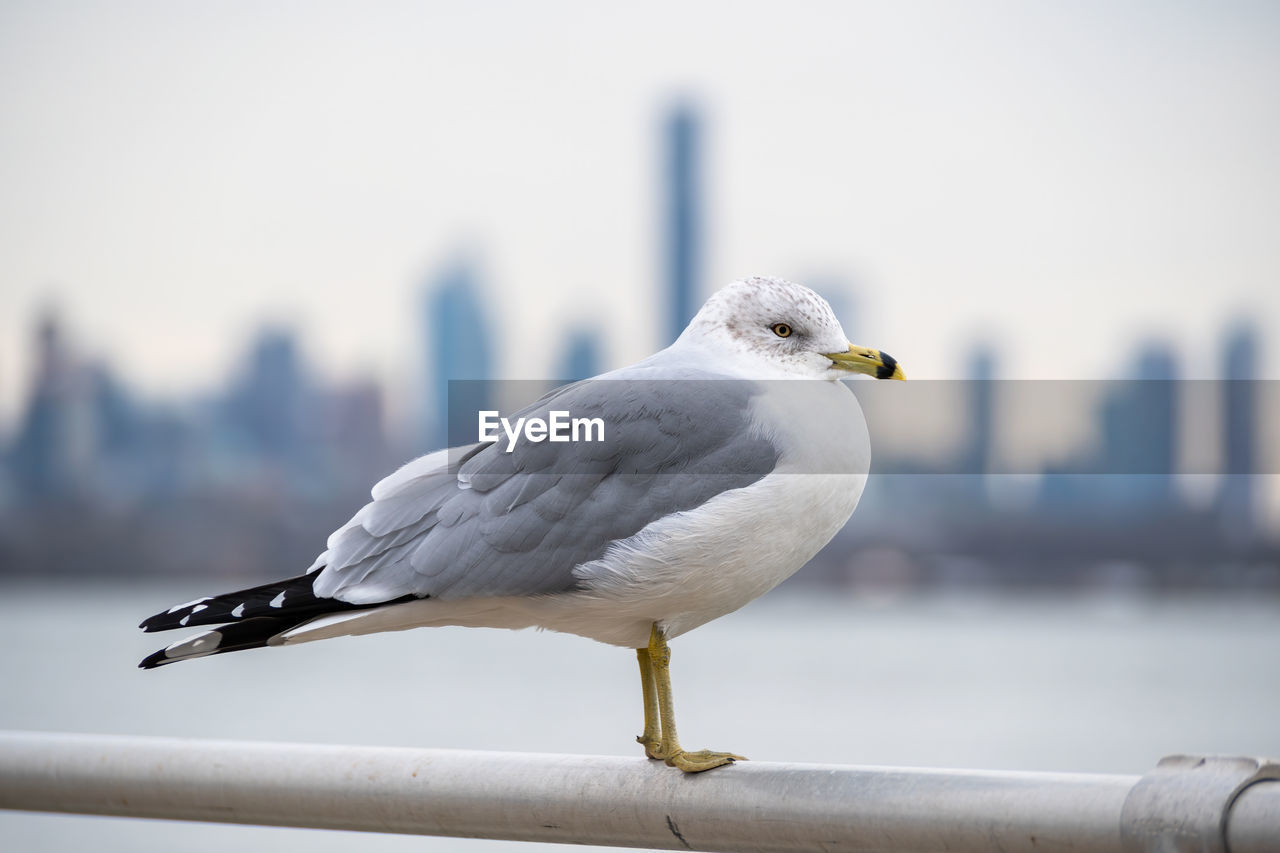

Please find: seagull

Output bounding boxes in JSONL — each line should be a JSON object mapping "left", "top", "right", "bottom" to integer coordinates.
{"left": 139, "top": 276, "right": 904, "bottom": 773}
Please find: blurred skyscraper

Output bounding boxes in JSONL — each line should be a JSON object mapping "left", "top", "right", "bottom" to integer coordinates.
{"left": 225, "top": 328, "right": 309, "bottom": 461}
{"left": 423, "top": 258, "right": 494, "bottom": 449}
{"left": 663, "top": 103, "right": 702, "bottom": 345}
{"left": 963, "top": 345, "right": 996, "bottom": 476}
{"left": 1038, "top": 342, "right": 1179, "bottom": 514}
{"left": 1102, "top": 343, "right": 1177, "bottom": 477}
{"left": 1103, "top": 343, "right": 1179, "bottom": 508}
{"left": 556, "top": 329, "right": 603, "bottom": 382}
{"left": 6, "top": 309, "right": 95, "bottom": 500}
{"left": 1220, "top": 321, "right": 1259, "bottom": 540}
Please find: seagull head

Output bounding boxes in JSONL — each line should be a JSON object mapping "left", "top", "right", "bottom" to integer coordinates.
{"left": 678, "top": 276, "right": 905, "bottom": 381}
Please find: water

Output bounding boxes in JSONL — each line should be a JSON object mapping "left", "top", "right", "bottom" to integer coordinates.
{"left": 2, "top": 583, "right": 1278, "bottom": 852}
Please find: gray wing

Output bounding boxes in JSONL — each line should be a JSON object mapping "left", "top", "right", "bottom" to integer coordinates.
{"left": 310, "top": 376, "right": 779, "bottom": 605}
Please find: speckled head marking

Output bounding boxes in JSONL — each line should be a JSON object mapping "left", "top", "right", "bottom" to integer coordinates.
{"left": 676, "top": 276, "right": 854, "bottom": 379}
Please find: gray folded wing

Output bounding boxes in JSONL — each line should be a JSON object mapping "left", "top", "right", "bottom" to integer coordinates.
{"left": 311, "top": 377, "right": 780, "bottom": 605}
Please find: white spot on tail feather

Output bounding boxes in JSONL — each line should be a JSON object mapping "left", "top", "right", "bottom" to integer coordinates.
{"left": 231, "top": 604, "right": 245, "bottom": 618}
{"left": 167, "top": 597, "right": 211, "bottom": 614}
{"left": 163, "top": 630, "right": 222, "bottom": 661}
{"left": 269, "top": 592, "right": 286, "bottom": 608}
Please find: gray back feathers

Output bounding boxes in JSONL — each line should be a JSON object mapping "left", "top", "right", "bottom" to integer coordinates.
{"left": 311, "top": 376, "right": 780, "bottom": 606}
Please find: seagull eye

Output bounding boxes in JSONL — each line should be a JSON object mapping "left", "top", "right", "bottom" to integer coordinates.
{"left": 771, "top": 323, "right": 793, "bottom": 338}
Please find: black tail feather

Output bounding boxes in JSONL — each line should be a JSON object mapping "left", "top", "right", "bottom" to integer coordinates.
{"left": 139, "top": 576, "right": 420, "bottom": 668}
{"left": 139, "top": 574, "right": 362, "bottom": 633}
{"left": 138, "top": 616, "right": 302, "bottom": 669}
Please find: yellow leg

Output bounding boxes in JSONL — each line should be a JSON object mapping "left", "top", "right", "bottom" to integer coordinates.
{"left": 635, "top": 646, "right": 663, "bottom": 759}
{"left": 640, "top": 623, "right": 745, "bottom": 773}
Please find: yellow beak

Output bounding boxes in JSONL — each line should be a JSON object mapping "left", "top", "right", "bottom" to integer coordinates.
{"left": 823, "top": 344, "right": 906, "bottom": 380}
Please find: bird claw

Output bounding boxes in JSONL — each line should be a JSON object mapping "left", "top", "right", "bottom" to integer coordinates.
{"left": 665, "top": 749, "right": 746, "bottom": 773}
{"left": 636, "top": 734, "right": 668, "bottom": 761}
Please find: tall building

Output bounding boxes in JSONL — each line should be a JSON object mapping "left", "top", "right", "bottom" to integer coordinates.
{"left": 663, "top": 103, "right": 702, "bottom": 344}
{"left": 1097, "top": 343, "right": 1178, "bottom": 509}
{"left": 963, "top": 345, "right": 995, "bottom": 475}
{"left": 7, "top": 309, "right": 95, "bottom": 499}
{"left": 226, "top": 327, "right": 310, "bottom": 460}
{"left": 423, "top": 258, "right": 494, "bottom": 450}
{"left": 1038, "top": 343, "right": 1179, "bottom": 515}
{"left": 1220, "top": 321, "right": 1259, "bottom": 540}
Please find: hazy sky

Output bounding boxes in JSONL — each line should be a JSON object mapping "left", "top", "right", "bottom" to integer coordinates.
{"left": 2, "top": 1, "right": 1278, "bottom": 426}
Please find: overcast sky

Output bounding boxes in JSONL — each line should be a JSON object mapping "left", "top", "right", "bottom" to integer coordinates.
{"left": 2, "top": 1, "right": 1278, "bottom": 426}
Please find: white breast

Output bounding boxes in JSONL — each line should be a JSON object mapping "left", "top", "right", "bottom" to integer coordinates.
{"left": 554, "top": 379, "right": 870, "bottom": 647}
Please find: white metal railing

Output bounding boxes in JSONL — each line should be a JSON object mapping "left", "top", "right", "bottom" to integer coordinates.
{"left": 0, "top": 731, "right": 1277, "bottom": 852}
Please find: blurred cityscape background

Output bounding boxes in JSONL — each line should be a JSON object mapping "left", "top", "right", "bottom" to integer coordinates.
{"left": 1, "top": 97, "right": 1275, "bottom": 590}
{"left": 1, "top": 3, "right": 1277, "bottom": 592}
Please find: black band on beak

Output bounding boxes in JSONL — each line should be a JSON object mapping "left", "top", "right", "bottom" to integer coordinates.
{"left": 875, "top": 352, "right": 899, "bottom": 380}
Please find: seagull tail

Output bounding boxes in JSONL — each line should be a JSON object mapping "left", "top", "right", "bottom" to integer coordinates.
{"left": 138, "top": 574, "right": 418, "bottom": 668}
{"left": 138, "top": 616, "right": 299, "bottom": 669}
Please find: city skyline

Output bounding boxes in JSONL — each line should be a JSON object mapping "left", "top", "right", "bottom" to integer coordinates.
{"left": 2, "top": 91, "right": 1272, "bottom": 516}
{"left": 3, "top": 96, "right": 1272, "bottom": 506}
{"left": 2, "top": 114, "right": 1274, "bottom": 587}
{"left": 5, "top": 278, "right": 1275, "bottom": 590}
{"left": 3, "top": 259, "right": 1271, "bottom": 490}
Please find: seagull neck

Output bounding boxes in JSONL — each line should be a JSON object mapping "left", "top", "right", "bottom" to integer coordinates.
{"left": 650, "top": 338, "right": 749, "bottom": 376}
